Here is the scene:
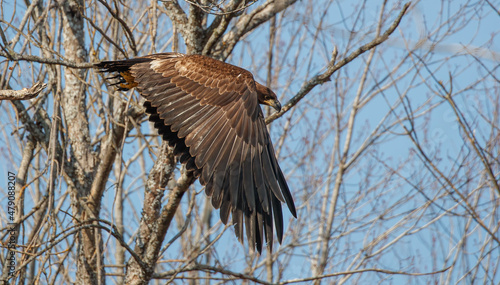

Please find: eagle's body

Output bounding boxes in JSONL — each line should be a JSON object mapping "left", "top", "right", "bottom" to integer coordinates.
{"left": 95, "top": 52, "right": 296, "bottom": 253}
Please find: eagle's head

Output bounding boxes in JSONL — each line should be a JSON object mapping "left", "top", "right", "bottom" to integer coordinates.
{"left": 256, "top": 82, "right": 281, "bottom": 112}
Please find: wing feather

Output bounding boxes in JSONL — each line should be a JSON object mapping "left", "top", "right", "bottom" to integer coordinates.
{"left": 233, "top": 207, "right": 244, "bottom": 244}
{"left": 245, "top": 210, "right": 256, "bottom": 250}
{"left": 178, "top": 106, "right": 218, "bottom": 138}
{"left": 196, "top": 117, "right": 230, "bottom": 168}
{"left": 220, "top": 194, "right": 232, "bottom": 224}
{"left": 272, "top": 195, "right": 284, "bottom": 243}
{"left": 190, "top": 110, "right": 226, "bottom": 157}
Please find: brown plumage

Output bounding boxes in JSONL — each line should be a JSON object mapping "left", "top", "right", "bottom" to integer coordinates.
{"left": 95, "top": 52, "right": 296, "bottom": 253}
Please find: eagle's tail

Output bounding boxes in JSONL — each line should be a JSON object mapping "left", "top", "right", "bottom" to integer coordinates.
{"left": 94, "top": 58, "right": 152, "bottom": 90}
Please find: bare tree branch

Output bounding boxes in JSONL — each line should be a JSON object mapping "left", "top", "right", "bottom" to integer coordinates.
{"left": 0, "top": 82, "right": 46, "bottom": 100}
{"left": 213, "top": 0, "right": 298, "bottom": 60}
{"left": 0, "top": 50, "right": 93, "bottom": 68}
{"left": 267, "top": 2, "right": 411, "bottom": 124}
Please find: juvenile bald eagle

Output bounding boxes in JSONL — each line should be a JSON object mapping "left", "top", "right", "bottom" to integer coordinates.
{"left": 95, "top": 52, "right": 296, "bottom": 253}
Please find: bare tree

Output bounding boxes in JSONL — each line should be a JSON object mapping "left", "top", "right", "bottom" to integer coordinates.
{"left": 0, "top": 0, "right": 498, "bottom": 284}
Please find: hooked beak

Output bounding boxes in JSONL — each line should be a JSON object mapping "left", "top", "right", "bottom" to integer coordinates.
{"left": 273, "top": 100, "right": 282, "bottom": 112}
{"left": 263, "top": 98, "right": 281, "bottom": 112}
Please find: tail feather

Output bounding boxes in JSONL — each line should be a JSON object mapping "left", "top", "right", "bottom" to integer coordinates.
{"left": 94, "top": 57, "right": 153, "bottom": 73}
{"left": 95, "top": 58, "right": 153, "bottom": 90}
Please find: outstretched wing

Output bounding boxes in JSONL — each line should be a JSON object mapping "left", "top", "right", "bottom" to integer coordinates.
{"left": 97, "top": 53, "right": 296, "bottom": 253}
